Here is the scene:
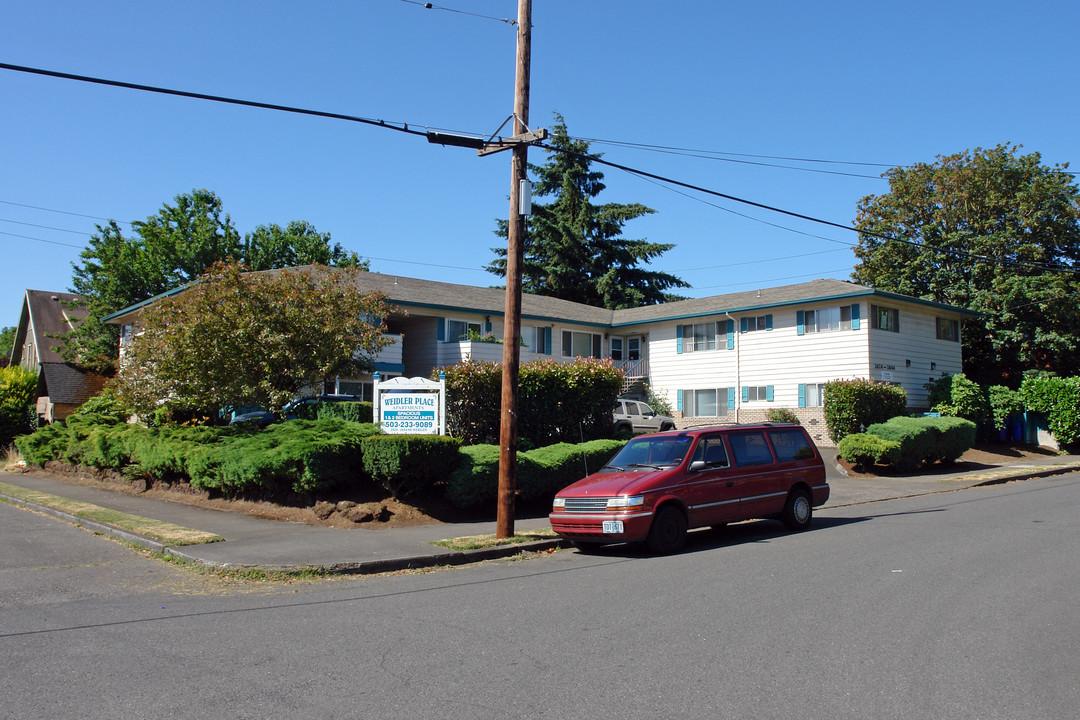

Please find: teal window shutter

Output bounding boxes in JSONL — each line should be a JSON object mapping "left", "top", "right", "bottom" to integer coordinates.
{"left": 742, "top": 386, "right": 749, "bottom": 402}
{"left": 544, "top": 327, "right": 552, "bottom": 354}
{"left": 677, "top": 390, "right": 683, "bottom": 413}
{"left": 726, "top": 319, "right": 735, "bottom": 349}
{"left": 436, "top": 317, "right": 445, "bottom": 341}
{"left": 740, "top": 318, "right": 748, "bottom": 334}
{"left": 485, "top": 320, "right": 492, "bottom": 333}
{"left": 796, "top": 310, "right": 805, "bottom": 336}
{"left": 766, "top": 385, "right": 774, "bottom": 402}
{"left": 798, "top": 384, "right": 806, "bottom": 408}
{"left": 851, "top": 303, "right": 861, "bottom": 330}
{"left": 676, "top": 325, "right": 684, "bottom": 354}
{"left": 728, "top": 388, "right": 736, "bottom": 410}
{"left": 765, "top": 314, "right": 773, "bottom": 331}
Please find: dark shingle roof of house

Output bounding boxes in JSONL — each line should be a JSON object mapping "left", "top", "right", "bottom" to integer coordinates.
{"left": 39, "top": 362, "right": 109, "bottom": 405}
{"left": 21, "top": 290, "right": 89, "bottom": 363}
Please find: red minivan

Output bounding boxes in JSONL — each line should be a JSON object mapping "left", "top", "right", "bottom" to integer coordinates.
{"left": 549, "top": 424, "right": 829, "bottom": 554}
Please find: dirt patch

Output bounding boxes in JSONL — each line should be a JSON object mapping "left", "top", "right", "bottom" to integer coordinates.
{"left": 833, "top": 442, "right": 1059, "bottom": 479}
{"left": 17, "top": 462, "right": 465, "bottom": 529}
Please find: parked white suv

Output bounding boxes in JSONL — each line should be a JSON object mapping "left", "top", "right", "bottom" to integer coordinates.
{"left": 613, "top": 398, "right": 676, "bottom": 434}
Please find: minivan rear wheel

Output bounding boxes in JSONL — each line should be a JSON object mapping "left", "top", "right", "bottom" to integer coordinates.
{"left": 781, "top": 488, "right": 812, "bottom": 531}
{"left": 647, "top": 506, "right": 687, "bottom": 554}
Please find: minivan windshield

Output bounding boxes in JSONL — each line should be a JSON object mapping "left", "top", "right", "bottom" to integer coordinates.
{"left": 603, "top": 435, "right": 693, "bottom": 471}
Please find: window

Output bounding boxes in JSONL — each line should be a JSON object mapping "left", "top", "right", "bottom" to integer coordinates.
{"left": 728, "top": 432, "right": 774, "bottom": 466}
{"left": 447, "top": 319, "right": 482, "bottom": 342}
{"left": 610, "top": 337, "right": 623, "bottom": 361}
{"left": 805, "top": 306, "right": 852, "bottom": 333}
{"left": 561, "top": 330, "right": 601, "bottom": 358}
{"left": 679, "top": 322, "right": 716, "bottom": 352}
{"left": 522, "top": 326, "right": 551, "bottom": 354}
{"left": 800, "top": 382, "right": 827, "bottom": 408}
{"left": 768, "top": 428, "right": 816, "bottom": 462}
{"left": 936, "top": 317, "right": 959, "bottom": 342}
{"left": 871, "top": 305, "right": 900, "bottom": 333}
{"left": 743, "top": 385, "right": 773, "bottom": 402}
{"left": 680, "top": 388, "right": 731, "bottom": 418}
{"left": 690, "top": 436, "right": 729, "bottom": 468}
{"left": 742, "top": 315, "right": 772, "bottom": 332}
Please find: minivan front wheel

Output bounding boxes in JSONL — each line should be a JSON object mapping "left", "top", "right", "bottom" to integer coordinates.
{"left": 781, "top": 488, "right": 812, "bottom": 531}
{"left": 647, "top": 506, "right": 687, "bottom": 554}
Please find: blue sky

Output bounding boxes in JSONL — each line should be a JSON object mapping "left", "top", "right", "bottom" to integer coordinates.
{"left": 3, "top": 0, "right": 1078, "bottom": 329}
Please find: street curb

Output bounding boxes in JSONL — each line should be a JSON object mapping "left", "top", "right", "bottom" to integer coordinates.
{"left": 164, "top": 538, "right": 573, "bottom": 576}
{"left": 2, "top": 489, "right": 572, "bottom": 575}
{"left": 0, "top": 492, "right": 171, "bottom": 554}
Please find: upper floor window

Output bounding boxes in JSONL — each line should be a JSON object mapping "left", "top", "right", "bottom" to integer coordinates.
{"left": 805, "top": 306, "right": 851, "bottom": 332}
{"left": 562, "top": 330, "right": 601, "bottom": 358}
{"left": 447, "top": 319, "right": 482, "bottom": 342}
{"left": 870, "top": 305, "right": 900, "bottom": 333}
{"left": 936, "top": 317, "right": 959, "bottom": 342}
{"left": 680, "top": 322, "right": 716, "bottom": 352}
{"left": 741, "top": 315, "right": 773, "bottom": 333}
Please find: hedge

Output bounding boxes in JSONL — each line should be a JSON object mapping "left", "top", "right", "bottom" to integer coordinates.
{"left": 295, "top": 400, "right": 374, "bottom": 424}
{"left": 446, "top": 438, "right": 625, "bottom": 509}
{"left": 823, "top": 378, "right": 908, "bottom": 444}
{"left": 361, "top": 434, "right": 462, "bottom": 498}
{"left": 0, "top": 366, "right": 37, "bottom": 448}
{"left": 1021, "top": 375, "right": 1080, "bottom": 448}
{"left": 863, "top": 415, "right": 976, "bottom": 471}
{"left": 837, "top": 433, "right": 901, "bottom": 468}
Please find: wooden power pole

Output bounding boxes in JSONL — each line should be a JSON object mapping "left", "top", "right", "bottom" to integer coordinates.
{"left": 495, "top": 0, "right": 533, "bottom": 539}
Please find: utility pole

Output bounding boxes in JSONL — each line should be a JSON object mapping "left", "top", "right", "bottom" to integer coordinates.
{"left": 496, "top": 0, "right": 532, "bottom": 539}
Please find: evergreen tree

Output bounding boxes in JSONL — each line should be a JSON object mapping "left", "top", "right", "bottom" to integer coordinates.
{"left": 488, "top": 114, "right": 688, "bottom": 308}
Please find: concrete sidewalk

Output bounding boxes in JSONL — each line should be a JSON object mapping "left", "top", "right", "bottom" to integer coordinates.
{"left": 3, "top": 453, "right": 1079, "bottom": 574}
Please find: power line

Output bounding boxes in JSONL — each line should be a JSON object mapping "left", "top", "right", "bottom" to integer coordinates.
{"left": 0, "top": 230, "right": 84, "bottom": 250}
{"left": 0, "top": 62, "right": 430, "bottom": 138}
{"left": 0, "top": 217, "right": 92, "bottom": 236}
{"left": 394, "top": 0, "right": 518, "bottom": 26}
{"left": 539, "top": 142, "right": 1080, "bottom": 278}
{"left": 0, "top": 199, "right": 132, "bottom": 226}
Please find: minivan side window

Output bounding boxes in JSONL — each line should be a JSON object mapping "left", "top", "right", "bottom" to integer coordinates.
{"left": 690, "top": 436, "right": 729, "bottom": 468}
{"left": 768, "top": 429, "right": 816, "bottom": 461}
{"left": 728, "top": 432, "right": 774, "bottom": 466}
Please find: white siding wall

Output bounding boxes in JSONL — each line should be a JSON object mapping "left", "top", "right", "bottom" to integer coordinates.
{"left": 867, "top": 304, "right": 963, "bottom": 409}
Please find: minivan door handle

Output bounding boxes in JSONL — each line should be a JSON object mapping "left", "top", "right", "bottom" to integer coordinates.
{"left": 726, "top": 482, "right": 735, "bottom": 487}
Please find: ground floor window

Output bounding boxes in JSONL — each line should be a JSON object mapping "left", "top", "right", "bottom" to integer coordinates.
{"left": 680, "top": 388, "right": 730, "bottom": 417}
{"left": 561, "top": 330, "right": 601, "bottom": 358}
{"left": 800, "top": 382, "right": 827, "bottom": 408}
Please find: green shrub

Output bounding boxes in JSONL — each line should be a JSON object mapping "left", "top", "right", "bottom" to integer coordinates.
{"left": 71, "top": 388, "right": 133, "bottom": 423}
{"left": 517, "top": 439, "right": 625, "bottom": 501}
{"left": 767, "top": 408, "right": 801, "bottom": 425}
{"left": 294, "top": 400, "right": 374, "bottom": 424}
{"left": 1021, "top": 375, "right": 1080, "bottom": 448}
{"left": 865, "top": 416, "right": 939, "bottom": 472}
{"left": 823, "top": 378, "right": 908, "bottom": 444}
{"left": 928, "top": 373, "right": 991, "bottom": 426}
{"left": 447, "top": 444, "right": 501, "bottom": 509}
{"left": 987, "top": 386, "right": 1024, "bottom": 432}
{"left": 438, "top": 357, "right": 623, "bottom": 446}
{"left": 0, "top": 366, "right": 37, "bottom": 448}
{"left": 361, "top": 434, "right": 463, "bottom": 498}
{"left": 838, "top": 433, "right": 901, "bottom": 468}
{"left": 924, "top": 416, "right": 978, "bottom": 462}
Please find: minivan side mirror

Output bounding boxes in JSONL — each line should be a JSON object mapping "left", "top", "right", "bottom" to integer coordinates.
{"left": 690, "top": 459, "right": 728, "bottom": 473}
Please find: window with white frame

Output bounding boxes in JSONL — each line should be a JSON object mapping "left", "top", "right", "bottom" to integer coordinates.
{"left": 447, "top": 319, "right": 482, "bottom": 342}
{"left": 561, "top": 330, "right": 601, "bottom": 358}
{"left": 805, "top": 306, "right": 852, "bottom": 332}
{"left": 680, "top": 322, "right": 716, "bottom": 352}
{"left": 742, "top": 315, "right": 772, "bottom": 332}
{"left": 936, "top": 317, "right": 959, "bottom": 342}
{"left": 744, "top": 385, "right": 773, "bottom": 402}
{"left": 681, "top": 388, "right": 730, "bottom": 418}
{"left": 871, "top": 305, "right": 900, "bottom": 333}
{"left": 801, "top": 382, "right": 827, "bottom": 407}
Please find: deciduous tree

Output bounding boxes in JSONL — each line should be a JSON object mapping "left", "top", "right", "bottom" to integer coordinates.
{"left": 852, "top": 145, "right": 1080, "bottom": 385}
{"left": 112, "top": 262, "right": 392, "bottom": 417}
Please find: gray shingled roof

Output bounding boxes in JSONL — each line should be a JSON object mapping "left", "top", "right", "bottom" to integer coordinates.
{"left": 39, "top": 362, "right": 109, "bottom": 405}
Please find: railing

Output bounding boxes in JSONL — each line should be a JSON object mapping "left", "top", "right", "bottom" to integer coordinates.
{"left": 615, "top": 357, "right": 649, "bottom": 380}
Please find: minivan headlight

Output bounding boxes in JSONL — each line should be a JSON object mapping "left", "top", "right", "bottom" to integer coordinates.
{"left": 606, "top": 495, "right": 644, "bottom": 511}
{"left": 552, "top": 497, "right": 566, "bottom": 509}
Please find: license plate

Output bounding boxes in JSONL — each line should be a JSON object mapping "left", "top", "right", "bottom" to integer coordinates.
{"left": 602, "top": 520, "right": 624, "bottom": 534}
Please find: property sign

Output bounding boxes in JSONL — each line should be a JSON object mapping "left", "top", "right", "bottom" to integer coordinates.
{"left": 373, "top": 374, "right": 446, "bottom": 435}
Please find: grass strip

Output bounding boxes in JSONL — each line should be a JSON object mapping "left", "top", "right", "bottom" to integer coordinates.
{"left": 431, "top": 528, "right": 558, "bottom": 551}
{"left": 0, "top": 481, "right": 223, "bottom": 546}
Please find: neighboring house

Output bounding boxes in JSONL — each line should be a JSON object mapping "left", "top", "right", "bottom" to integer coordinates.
{"left": 9, "top": 290, "right": 108, "bottom": 423}
{"left": 103, "top": 270, "right": 974, "bottom": 445}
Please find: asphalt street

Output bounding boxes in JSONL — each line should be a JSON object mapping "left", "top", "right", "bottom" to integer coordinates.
{"left": 2, "top": 472, "right": 1078, "bottom": 719}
